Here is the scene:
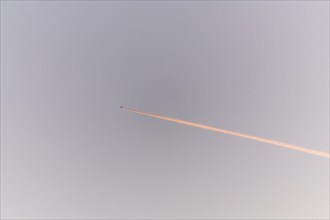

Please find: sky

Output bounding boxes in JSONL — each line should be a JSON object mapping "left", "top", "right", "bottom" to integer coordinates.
{"left": 1, "top": 1, "right": 329, "bottom": 219}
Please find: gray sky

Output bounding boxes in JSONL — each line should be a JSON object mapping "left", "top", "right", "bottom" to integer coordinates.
{"left": 1, "top": 1, "right": 329, "bottom": 219}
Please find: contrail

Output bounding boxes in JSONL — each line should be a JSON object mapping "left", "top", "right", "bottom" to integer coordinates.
{"left": 123, "top": 107, "right": 330, "bottom": 159}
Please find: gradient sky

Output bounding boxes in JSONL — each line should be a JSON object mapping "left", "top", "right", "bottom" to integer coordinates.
{"left": 1, "top": 1, "right": 329, "bottom": 219}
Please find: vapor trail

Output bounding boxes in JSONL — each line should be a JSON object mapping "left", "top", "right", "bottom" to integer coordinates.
{"left": 124, "top": 107, "right": 330, "bottom": 159}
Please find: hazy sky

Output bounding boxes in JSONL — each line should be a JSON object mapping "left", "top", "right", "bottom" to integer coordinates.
{"left": 1, "top": 1, "right": 329, "bottom": 219}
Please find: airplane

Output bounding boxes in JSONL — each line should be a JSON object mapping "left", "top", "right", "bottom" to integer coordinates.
{"left": 120, "top": 106, "right": 123, "bottom": 108}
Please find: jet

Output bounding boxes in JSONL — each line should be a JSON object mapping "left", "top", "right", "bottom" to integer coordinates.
{"left": 120, "top": 106, "right": 123, "bottom": 108}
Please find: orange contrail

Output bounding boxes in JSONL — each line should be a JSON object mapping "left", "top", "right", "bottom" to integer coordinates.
{"left": 124, "top": 107, "right": 330, "bottom": 159}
